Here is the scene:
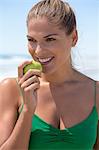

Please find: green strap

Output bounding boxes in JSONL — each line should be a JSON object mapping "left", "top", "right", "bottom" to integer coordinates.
{"left": 19, "top": 103, "right": 24, "bottom": 114}
{"left": 94, "top": 81, "right": 96, "bottom": 105}
{"left": 15, "top": 78, "right": 24, "bottom": 114}
{"left": 15, "top": 78, "right": 23, "bottom": 96}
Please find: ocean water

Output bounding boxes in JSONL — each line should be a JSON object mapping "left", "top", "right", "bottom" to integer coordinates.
{"left": 0, "top": 54, "right": 31, "bottom": 81}
{"left": 0, "top": 54, "right": 99, "bottom": 81}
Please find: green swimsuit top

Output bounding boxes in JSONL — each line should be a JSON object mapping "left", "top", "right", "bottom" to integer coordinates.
{"left": 28, "top": 82, "right": 98, "bottom": 150}
{"left": 29, "top": 106, "right": 98, "bottom": 150}
{"left": 17, "top": 79, "right": 98, "bottom": 150}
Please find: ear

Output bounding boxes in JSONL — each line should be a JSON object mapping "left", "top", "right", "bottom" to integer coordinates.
{"left": 71, "top": 29, "right": 78, "bottom": 47}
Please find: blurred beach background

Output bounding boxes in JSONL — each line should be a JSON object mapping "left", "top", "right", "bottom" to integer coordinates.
{"left": 0, "top": 0, "right": 99, "bottom": 81}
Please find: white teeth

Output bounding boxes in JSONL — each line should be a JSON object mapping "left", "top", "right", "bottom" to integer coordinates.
{"left": 38, "top": 57, "right": 52, "bottom": 63}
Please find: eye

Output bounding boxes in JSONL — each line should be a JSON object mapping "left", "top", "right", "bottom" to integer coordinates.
{"left": 46, "top": 37, "right": 56, "bottom": 42}
{"left": 28, "top": 38, "right": 37, "bottom": 43}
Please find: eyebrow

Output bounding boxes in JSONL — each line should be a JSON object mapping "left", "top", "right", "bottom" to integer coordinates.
{"left": 27, "top": 34, "right": 58, "bottom": 39}
{"left": 27, "top": 35, "right": 33, "bottom": 39}
{"left": 43, "top": 34, "right": 59, "bottom": 38}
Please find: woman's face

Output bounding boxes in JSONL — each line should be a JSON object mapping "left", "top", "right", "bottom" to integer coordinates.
{"left": 27, "top": 17, "right": 77, "bottom": 74}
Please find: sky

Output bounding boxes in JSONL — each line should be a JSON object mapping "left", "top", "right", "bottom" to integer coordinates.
{"left": 0, "top": 0, "right": 99, "bottom": 58}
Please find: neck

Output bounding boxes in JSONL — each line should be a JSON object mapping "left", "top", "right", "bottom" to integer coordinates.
{"left": 41, "top": 61, "right": 86, "bottom": 86}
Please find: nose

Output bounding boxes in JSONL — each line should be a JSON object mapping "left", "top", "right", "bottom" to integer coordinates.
{"left": 35, "top": 43, "right": 43, "bottom": 55}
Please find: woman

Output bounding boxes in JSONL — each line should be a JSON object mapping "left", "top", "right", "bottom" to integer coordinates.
{"left": 0, "top": 0, "right": 99, "bottom": 149}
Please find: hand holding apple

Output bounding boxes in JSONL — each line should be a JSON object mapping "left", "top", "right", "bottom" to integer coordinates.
{"left": 18, "top": 60, "right": 42, "bottom": 114}
{"left": 23, "top": 60, "right": 42, "bottom": 74}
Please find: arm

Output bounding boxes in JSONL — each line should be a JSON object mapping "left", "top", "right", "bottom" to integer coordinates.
{"left": 0, "top": 78, "right": 33, "bottom": 150}
{"left": 94, "top": 81, "right": 99, "bottom": 150}
{"left": 0, "top": 61, "right": 41, "bottom": 150}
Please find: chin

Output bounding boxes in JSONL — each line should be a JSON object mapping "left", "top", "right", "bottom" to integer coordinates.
{"left": 43, "top": 66, "right": 57, "bottom": 76}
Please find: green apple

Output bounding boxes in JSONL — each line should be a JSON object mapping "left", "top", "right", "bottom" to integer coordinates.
{"left": 23, "top": 60, "right": 42, "bottom": 74}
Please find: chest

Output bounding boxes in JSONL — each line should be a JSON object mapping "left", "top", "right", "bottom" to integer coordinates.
{"left": 35, "top": 81, "right": 95, "bottom": 129}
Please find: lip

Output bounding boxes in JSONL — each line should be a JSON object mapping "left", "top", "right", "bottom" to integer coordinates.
{"left": 38, "top": 57, "right": 54, "bottom": 65}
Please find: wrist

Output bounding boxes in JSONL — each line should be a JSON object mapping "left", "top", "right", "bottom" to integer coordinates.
{"left": 22, "top": 104, "right": 35, "bottom": 117}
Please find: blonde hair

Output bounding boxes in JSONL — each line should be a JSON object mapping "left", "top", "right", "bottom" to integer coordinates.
{"left": 27, "top": 0, "right": 76, "bottom": 35}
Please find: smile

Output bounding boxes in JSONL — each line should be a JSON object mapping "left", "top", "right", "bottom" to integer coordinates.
{"left": 38, "top": 57, "right": 54, "bottom": 64}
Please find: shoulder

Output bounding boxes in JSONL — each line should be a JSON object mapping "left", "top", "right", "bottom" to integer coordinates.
{"left": 96, "top": 81, "right": 99, "bottom": 88}
{"left": 96, "top": 81, "right": 99, "bottom": 99}
{"left": 0, "top": 77, "right": 19, "bottom": 108}
{"left": 96, "top": 81, "right": 99, "bottom": 114}
{"left": 0, "top": 77, "right": 18, "bottom": 95}
{"left": 0, "top": 77, "right": 16, "bottom": 86}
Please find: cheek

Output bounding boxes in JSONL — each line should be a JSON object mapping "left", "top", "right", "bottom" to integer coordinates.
{"left": 28, "top": 44, "right": 35, "bottom": 56}
{"left": 56, "top": 45, "right": 71, "bottom": 62}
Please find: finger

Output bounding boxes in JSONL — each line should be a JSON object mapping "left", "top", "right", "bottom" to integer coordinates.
{"left": 18, "top": 60, "right": 33, "bottom": 81}
{"left": 21, "top": 75, "right": 40, "bottom": 88}
{"left": 24, "top": 82, "right": 40, "bottom": 92}
{"left": 18, "top": 69, "right": 41, "bottom": 84}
